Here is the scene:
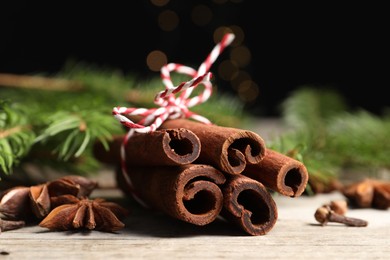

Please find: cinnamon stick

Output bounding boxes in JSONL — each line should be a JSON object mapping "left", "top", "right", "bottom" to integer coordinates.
{"left": 243, "top": 149, "right": 309, "bottom": 197}
{"left": 160, "top": 119, "right": 266, "bottom": 174}
{"left": 93, "top": 128, "right": 201, "bottom": 166}
{"left": 221, "top": 174, "right": 278, "bottom": 236}
{"left": 117, "top": 164, "right": 226, "bottom": 226}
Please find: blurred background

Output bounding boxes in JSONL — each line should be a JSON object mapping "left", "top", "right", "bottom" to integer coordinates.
{"left": 0, "top": 0, "right": 387, "bottom": 117}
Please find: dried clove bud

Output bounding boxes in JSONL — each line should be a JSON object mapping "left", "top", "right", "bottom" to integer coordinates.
{"left": 327, "top": 200, "right": 348, "bottom": 215}
{"left": 0, "top": 186, "right": 32, "bottom": 220}
{"left": 0, "top": 218, "right": 25, "bottom": 233}
{"left": 314, "top": 205, "right": 368, "bottom": 227}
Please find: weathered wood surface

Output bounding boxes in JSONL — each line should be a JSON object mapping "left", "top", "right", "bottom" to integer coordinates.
{"left": 1, "top": 118, "right": 389, "bottom": 259}
{"left": 1, "top": 186, "right": 389, "bottom": 259}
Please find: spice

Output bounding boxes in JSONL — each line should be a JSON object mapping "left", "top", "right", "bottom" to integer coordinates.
{"left": 48, "top": 175, "right": 98, "bottom": 198}
{"left": 39, "top": 195, "right": 129, "bottom": 232}
{"left": 0, "top": 218, "right": 25, "bottom": 233}
{"left": 160, "top": 119, "right": 266, "bottom": 175}
{"left": 1, "top": 175, "right": 100, "bottom": 233}
{"left": 29, "top": 184, "right": 51, "bottom": 219}
{"left": 342, "top": 178, "right": 390, "bottom": 209}
{"left": 93, "top": 128, "right": 201, "bottom": 166}
{"left": 327, "top": 200, "right": 348, "bottom": 215}
{"left": 221, "top": 174, "right": 278, "bottom": 236}
{"left": 28, "top": 175, "right": 98, "bottom": 219}
{"left": 0, "top": 186, "right": 32, "bottom": 220}
{"left": 307, "top": 175, "right": 343, "bottom": 194}
{"left": 243, "top": 149, "right": 309, "bottom": 197}
{"left": 314, "top": 205, "right": 368, "bottom": 227}
{"left": 117, "top": 163, "right": 226, "bottom": 226}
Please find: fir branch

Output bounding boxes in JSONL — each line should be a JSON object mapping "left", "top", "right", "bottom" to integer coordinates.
{"left": 280, "top": 86, "right": 347, "bottom": 130}
{"left": 34, "top": 109, "right": 123, "bottom": 161}
{"left": 0, "top": 61, "right": 247, "bottom": 180}
{"left": 0, "top": 101, "right": 35, "bottom": 174}
{"left": 0, "top": 73, "right": 83, "bottom": 91}
{"left": 269, "top": 87, "right": 390, "bottom": 194}
{"left": 0, "top": 126, "right": 23, "bottom": 139}
{"left": 327, "top": 110, "right": 390, "bottom": 169}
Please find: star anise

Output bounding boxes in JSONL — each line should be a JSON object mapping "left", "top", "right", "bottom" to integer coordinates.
{"left": 29, "top": 183, "right": 51, "bottom": 219}
{"left": 341, "top": 178, "right": 390, "bottom": 209}
{"left": 39, "top": 195, "right": 129, "bottom": 232}
{"left": 29, "top": 175, "right": 98, "bottom": 219}
{"left": 0, "top": 175, "right": 98, "bottom": 222}
{"left": 48, "top": 175, "right": 98, "bottom": 198}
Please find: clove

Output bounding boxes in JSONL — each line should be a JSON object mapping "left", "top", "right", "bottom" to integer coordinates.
{"left": 314, "top": 205, "right": 368, "bottom": 227}
{"left": 327, "top": 200, "right": 348, "bottom": 215}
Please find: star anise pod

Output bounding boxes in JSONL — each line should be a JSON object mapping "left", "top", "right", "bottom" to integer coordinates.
{"left": 341, "top": 178, "right": 390, "bottom": 210}
{"left": 1, "top": 175, "right": 98, "bottom": 222}
{"left": 29, "top": 175, "right": 98, "bottom": 219}
{"left": 0, "top": 218, "right": 25, "bottom": 234}
{"left": 39, "top": 195, "right": 129, "bottom": 232}
{"left": 29, "top": 184, "right": 51, "bottom": 219}
{"left": 48, "top": 175, "right": 98, "bottom": 198}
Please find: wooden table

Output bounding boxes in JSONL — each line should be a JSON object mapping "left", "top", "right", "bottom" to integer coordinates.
{"left": 1, "top": 171, "right": 389, "bottom": 259}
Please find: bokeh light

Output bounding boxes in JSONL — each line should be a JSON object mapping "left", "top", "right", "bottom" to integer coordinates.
{"left": 158, "top": 10, "right": 179, "bottom": 31}
{"left": 230, "top": 45, "right": 251, "bottom": 68}
{"left": 237, "top": 80, "right": 260, "bottom": 103}
{"left": 213, "top": 27, "right": 234, "bottom": 45}
{"left": 228, "top": 25, "right": 245, "bottom": 46}
{"left": 230, "top": 70, "right": 252, "bottom": 90}
{"left": 146, "top": 50, "right": 168, "bottom": 72}
{"left": 191, "top": 5, "right": 213, "bottom": 26}
{"left": 218, "top": 60, "right": 239, "bottom": 81}
{"left": 150, "top": 0, "right": 170, "bottom": 7}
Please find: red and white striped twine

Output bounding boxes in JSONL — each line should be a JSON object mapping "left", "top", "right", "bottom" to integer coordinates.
{"left": 112, "top": 33, "right": 235, "bottom": 207}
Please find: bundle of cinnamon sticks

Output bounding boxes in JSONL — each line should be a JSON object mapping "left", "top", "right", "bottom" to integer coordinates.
{"left": 94, "top": 119, "right": 309, "bottom": 236}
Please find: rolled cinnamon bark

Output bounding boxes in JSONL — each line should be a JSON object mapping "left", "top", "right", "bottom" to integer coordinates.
{"left": 221, "top": 174, "right": 278, "bottom": 236}
{"left": 243, "top": 149, "right": 309, "bottom": 197}
{"left": 160, "top": 119, "right": 266, "bottom": 175}
{"left": 117, "top": 164, "right": 226, "bottom": 226}
{"left": 93, "top": 128, "right": 201, "bottom": 166}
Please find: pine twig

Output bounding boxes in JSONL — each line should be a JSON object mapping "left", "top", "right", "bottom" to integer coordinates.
{"left": 0, "top": 73, "right": 84, "bottom": 91}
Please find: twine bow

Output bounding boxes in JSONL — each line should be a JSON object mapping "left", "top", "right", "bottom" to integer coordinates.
{"left": 112, "top": 33, "right": 235, "bottom": 206}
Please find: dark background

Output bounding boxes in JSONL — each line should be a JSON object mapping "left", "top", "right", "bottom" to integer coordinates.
{"left": 0, "top": 1, "right": 388, "bottom": 117}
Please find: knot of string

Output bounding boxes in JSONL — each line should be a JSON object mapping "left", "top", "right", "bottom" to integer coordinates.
{"left": 112, "top": 33, "right": 235, "bottom": 207}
